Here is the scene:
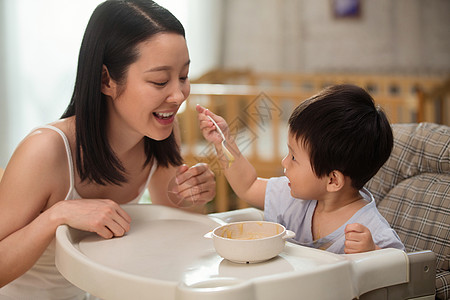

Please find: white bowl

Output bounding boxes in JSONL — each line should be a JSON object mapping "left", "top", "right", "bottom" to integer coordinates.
{"left": 205, "top": 221, "right": 295, "bottom": 263}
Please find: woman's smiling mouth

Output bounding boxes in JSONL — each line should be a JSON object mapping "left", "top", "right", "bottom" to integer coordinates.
{"left": 154, "top": 112, "right": 174, "bottom": 119}
{"left": 153, "top": 111, "right": 176, "bottom": 125}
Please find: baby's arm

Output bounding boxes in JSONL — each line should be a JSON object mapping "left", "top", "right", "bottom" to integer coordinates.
{"left": 344, "top": 223, "right": 381, "bottom": 254}
{"left": 196, "top": 105, "right": 267, "bottom": 209}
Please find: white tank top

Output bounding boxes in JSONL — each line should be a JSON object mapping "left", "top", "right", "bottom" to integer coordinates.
{"left": 0, "top": 125, "right": 156, "bottom": 299}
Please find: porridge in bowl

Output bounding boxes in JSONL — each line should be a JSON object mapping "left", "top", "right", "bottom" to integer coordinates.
{"left": 207, "top": 221, "right": 295, "bottom": 263}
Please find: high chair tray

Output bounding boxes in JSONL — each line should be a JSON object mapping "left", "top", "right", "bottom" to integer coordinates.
{"left": 56, "top": 204, "right": 413, "bottom": 300}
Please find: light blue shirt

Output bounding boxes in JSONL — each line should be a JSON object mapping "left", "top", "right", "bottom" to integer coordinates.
{"left": 264, "top": 176, "right": 405, "bottom": 253}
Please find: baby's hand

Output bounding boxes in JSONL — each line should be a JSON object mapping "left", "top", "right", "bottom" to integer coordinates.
{"left": 196, "top": 104, "right": 230, "bottom": 145}
{"left": 344, "top": 223, "right": 380, "bottom": 253}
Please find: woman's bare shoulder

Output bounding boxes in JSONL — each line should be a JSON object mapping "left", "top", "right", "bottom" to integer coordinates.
{"left": 0, "top": 120, "right": 74, "bottom": 224}
{"left": 5, "top": 120, "right": 75, "bottom": 193}
{"left": 19, "top": 123, "right": 72, "bottom": 164}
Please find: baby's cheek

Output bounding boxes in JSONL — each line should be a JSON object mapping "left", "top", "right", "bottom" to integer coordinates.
{"left": 289, "top": 187, "right": 301, "bottom": 199}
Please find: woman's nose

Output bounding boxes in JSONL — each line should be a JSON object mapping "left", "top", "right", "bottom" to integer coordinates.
{"left": 167, "top": 82, "right": 189, "bottom": 105}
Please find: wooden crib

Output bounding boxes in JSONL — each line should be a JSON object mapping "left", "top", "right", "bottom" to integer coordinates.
{"left": 177, "top": 71, "right": 449, "bottom": 212}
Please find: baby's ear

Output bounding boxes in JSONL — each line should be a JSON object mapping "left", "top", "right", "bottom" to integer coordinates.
{"left": 326, "top": 170, "right": 345, "bottom": 192}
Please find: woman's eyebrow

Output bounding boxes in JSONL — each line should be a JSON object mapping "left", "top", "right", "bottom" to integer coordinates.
{"left": 145, "top": 60, "right": 190, "bottom": 73}
{"left": 145, "top": 66, "right": 171, "bottom": 72}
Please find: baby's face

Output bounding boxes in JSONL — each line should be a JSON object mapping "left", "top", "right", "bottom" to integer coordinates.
{"left": 281, "top": 134, "right": 328, "bottom": 200}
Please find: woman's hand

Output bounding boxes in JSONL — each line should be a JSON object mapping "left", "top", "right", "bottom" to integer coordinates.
{"left": 344, "top": 223, "right": 380, "bottom": 253}
{"left": 170, "top": 163, "right": 216, "bottom": 206}
{"left": 52, "top": 199, "right": 131, "bottom": 239}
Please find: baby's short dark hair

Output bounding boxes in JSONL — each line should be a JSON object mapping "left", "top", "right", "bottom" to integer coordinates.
{"left": 288, "top": 84, "right": 393, "bottom": 189}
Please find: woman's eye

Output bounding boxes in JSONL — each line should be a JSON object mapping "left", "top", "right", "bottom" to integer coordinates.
{"left": 180, "top": 76, "right": 188, "bottom": 82}
{"left": 291, "top": 155, "right": 296, "bottom": 161}
{"left": 152, "top": 81, "right": 168, "bottom": 87}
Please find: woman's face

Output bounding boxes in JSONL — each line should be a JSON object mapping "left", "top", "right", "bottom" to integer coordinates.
{"left": 107, "top": 33, "right": 190, "bottom": 141}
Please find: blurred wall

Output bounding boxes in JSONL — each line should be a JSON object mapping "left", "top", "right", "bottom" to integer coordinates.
{"left": 0, "top": 0, "right": 10, "bottom": 169}
{"left": 221, "top": 0, "right": 450, "bottom": 74}
{"left": 0, "top": 0, "right": 102, "bottom": 169}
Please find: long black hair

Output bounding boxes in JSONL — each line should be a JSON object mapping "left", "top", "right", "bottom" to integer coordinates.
{"left": 288, "top": 84, "right": 393, "bottom": 190}
{"left": 62, "top": 0, "right": 184, "bottom": 185}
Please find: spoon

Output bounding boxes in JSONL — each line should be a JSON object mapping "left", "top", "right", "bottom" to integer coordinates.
{"left": 207, "top": 115, "right": 235, "bottom": 165}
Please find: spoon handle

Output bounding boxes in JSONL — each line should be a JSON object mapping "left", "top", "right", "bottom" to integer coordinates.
{"left": 207, "top": 116, "right": 226, "bottom": 141}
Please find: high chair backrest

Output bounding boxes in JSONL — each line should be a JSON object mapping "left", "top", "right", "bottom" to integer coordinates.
{"left": 365, "top": 122, "right": 450, "bottom": 300}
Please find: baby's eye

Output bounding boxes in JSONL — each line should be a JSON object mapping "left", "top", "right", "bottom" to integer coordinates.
{"left": 291, "top": 155, "right": 296, "bottom": 161}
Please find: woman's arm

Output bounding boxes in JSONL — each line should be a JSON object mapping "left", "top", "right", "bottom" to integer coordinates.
{"left": 196, "top": 105, "right": 267, "bottom": 209}
{"left": 0, "top": 130, "right": 68, "bottom": 286}
{"left": 0, "top": 130, "right": 130, "bottom": 287}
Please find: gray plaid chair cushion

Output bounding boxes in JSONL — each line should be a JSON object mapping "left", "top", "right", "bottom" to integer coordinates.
{"left": 366, "top": 122, "right": 449, "bottom": 300}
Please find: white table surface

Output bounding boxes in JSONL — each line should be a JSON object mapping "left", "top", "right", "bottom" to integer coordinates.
{"left": 56, "top": 205, "right": 408, "bottom": 300}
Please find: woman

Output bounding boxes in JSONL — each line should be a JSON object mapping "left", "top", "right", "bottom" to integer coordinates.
{"left": 0, "top": 0, "right": 215, "bottom": 298}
